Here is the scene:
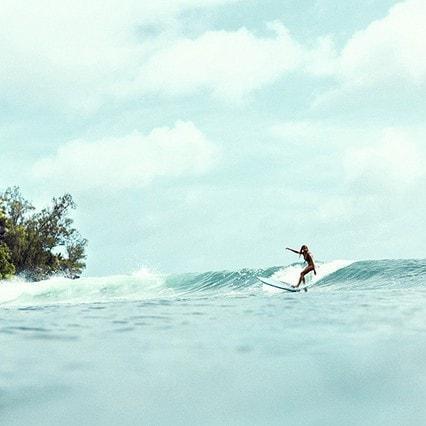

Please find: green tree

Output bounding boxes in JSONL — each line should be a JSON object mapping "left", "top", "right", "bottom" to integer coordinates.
{"left": 0, "top": 210, "right": 16, "bottom": 279}
{"left": 0, "top": 187, "right": 87, "bottom": 281}
{"left": 0, "top": 243, "right": 16, "bottom": 279}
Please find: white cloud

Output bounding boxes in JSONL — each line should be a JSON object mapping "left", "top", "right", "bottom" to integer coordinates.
{"left": 304, "top": 35, "right": 338, "bottom": 77}
{"left": 2, "top": 0, "right": 424, "bottom": 110}
{"left": 311, "top": 0, "right": 426, "bottom": 109}
{"left": 0, "top": 0, "right": 240, "bottom": 111}
{"left": 344, "top": 128, "right": 425, "bottom": 192}
{"left": 32, "top": 121, "right": 218, "bottom": 191}
{"left": 0, "top": 0, "right": 337, "bottom": 110}
{"left": 337, "top": 0, "right": 426, "bottom": 87}
{"left": 270, "top": 119, "right": 426, "bottom": 194}
{"left": 131, "top": 22, "right": 340, "bottom": 101}
{"left": 132, "top": 21, "right": 305, "bottom": 100}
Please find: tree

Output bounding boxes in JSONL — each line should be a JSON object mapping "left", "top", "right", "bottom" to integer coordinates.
{"left": 0, "top": 187, "right": 87, "bottom": 281}
{"left": 0, "top": 243, "right": 15, "bottom": 279}
{"left": 0, "top": 211, "right": 15, "bottom": 278}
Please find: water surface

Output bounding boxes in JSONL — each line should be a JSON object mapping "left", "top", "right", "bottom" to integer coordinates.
{"left": 1, "top": 259, "right": 425, "bottom": 425}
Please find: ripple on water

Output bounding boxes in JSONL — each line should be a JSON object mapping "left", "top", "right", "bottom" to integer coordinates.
{"left": 113, "top": 327, "right": 135, "bottom": 333}
{"left": 30, "top": 334, "right": 80, "bottom": 341}
{"left": 131, "top": 315, "right": 171, "bottom": 321}
{"left": 88, "top": 305, "right": 107, "bottom": 310}
{"left": 0, "top": 326, "right": 79, "bottom": 341}
{"left": 3, "top": 326, "right": 48, "bottom": 333}
{"left": 17, "top": 306, "right": 46, "bottom": 312}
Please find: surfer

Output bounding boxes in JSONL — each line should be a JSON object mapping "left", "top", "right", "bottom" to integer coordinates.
{"left": 286, "top": 245, "right": 316, "bottom": 288}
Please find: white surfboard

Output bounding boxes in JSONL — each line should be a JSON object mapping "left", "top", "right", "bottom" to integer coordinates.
{"left": 257, "top": 276, "right": 314, "bottom": 292}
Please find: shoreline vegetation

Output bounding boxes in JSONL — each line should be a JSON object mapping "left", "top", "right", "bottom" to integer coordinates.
{"left": 0, "top": 187, "right": 87, "bottom": 282}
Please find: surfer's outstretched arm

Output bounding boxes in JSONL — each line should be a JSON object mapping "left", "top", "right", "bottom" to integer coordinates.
{"left": 286, "top": 247, "right": 300, "bottom": 254}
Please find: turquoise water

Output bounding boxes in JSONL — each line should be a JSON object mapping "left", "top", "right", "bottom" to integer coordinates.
{"left": 1, "top": 259, "right": 426, "bottom": 425}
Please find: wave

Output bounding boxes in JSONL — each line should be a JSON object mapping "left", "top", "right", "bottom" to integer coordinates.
{"left": 0, "top": 269, "right": 171, "bottom": 307}
{"left": 318, "top": 259, "right": 426, "bottom": 290}
{"left": 1, "top": 259, "right": 425, "bottom": 307}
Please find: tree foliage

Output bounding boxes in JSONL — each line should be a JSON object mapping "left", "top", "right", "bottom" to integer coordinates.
{"left": 0, "top": 187, "right": 87, "bottom": 281}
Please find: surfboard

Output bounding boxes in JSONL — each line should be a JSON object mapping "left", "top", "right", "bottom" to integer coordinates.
{"left": 257, "top": 276, "right": 314, "bottom": 292}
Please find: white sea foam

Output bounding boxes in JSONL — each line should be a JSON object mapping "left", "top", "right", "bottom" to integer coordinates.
{"left": 265, "top": 259, "right": 354, "bottom": 291}
{"left": 0, "top": 270, "right": 171, "bottom": 307}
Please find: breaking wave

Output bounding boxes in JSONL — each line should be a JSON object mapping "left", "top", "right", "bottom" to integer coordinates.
{"left": 1, "top": 259, "right": 425, "bottom": 307}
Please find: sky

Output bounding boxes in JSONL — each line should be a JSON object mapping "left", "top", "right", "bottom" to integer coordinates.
{"left": 1, "top": 0, "right": 425, "bottom": 275}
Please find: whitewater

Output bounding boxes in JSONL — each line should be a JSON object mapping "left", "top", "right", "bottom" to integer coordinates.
{"left": 1, "top": 259, "right": 426, "bottom": 425}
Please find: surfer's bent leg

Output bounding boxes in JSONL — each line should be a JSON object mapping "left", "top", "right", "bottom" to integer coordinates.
{"left": 295, "top": 265, "right": 315, "bottom": 287}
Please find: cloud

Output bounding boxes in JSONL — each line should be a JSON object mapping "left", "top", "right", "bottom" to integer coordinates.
{"left": 344, "top": 128, "right": 425, "bottom": 192}
{"left": 312, "top": 0, "right": 426, "bottom": 110}
{"left": 270, "top": 119, "right": 426, "bottom": 194}
{"left": 130, "top": 22, "right": 340, "bottom": 101}
{"left": 132, "top": 21, "right": 305, "bottom": 100}
{"left": 2, "top": 0, "right": 424, "bottom": 111}
{"left": 304, "top": 35, "right": 338, "bottom": 77}
{"left": 309, "top": 0, "right": 426, "bottom": 111}
{"left": 0, "top": 0, "right": 240, "bottom": 112}
{"left": 0, "top": 0, "right": 337, "bottom": 110}
{"left": 338, "top": 0, "right": 426, "bottom": 87}
{"left": 32, "top": 121, "right": 218, "bottom": 191}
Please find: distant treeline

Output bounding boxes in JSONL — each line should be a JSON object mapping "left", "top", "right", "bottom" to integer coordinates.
{"left": 0, "top": 187, "right": 87, "bottom": 281}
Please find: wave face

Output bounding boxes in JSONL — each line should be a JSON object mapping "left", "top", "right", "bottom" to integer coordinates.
{"left": 1, "top": 259, "right": 425, "bottom": 306}
{"left": 318, "top": 259, "right": 426, "bottom": 290}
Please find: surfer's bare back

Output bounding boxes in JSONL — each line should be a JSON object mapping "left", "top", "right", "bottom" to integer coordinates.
{"left": 286, "top": 245, "right": 316, "bottom": 288}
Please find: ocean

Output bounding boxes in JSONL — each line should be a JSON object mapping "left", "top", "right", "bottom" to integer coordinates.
{"left": 1, "top": 259, "right": 426, "bottom": 425}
